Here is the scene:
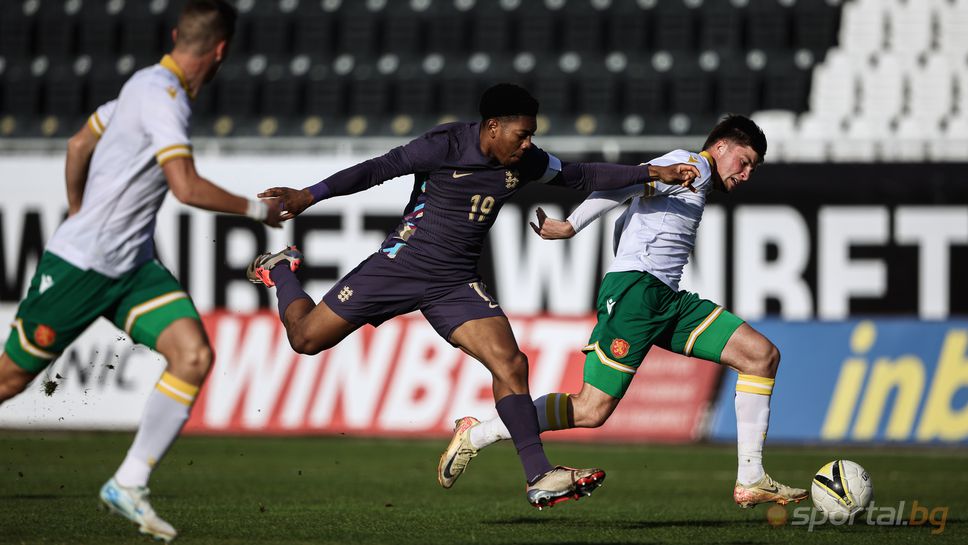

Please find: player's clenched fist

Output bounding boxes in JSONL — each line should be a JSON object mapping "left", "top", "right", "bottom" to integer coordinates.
{"left": 258, "top": 187, "right": 314, "bottom": 220}
{"left": 648, "top": 163, "right": 701, "bottom": 192}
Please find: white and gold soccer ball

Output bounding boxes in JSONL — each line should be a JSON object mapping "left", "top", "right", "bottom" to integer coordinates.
{"left": 811, "top": 460, "right": 874, "bottom": 519}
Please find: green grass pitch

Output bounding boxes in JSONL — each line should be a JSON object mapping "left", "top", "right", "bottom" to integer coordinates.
{"left": 1, "top": 432, "right": 964, "bottom": 544}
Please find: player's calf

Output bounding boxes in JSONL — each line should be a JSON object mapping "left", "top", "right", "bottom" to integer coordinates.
{"left": 743, "top": 341, "right": 779, "bottom": 378}
{"left": 568, "top": 383, "right": 620, "bottom": 428}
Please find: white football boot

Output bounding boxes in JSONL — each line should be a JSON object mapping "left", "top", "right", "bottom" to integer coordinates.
{"left": 99, "top": 477, "right": 177, "bottom": 543}
{"left": 437, "top": 416, "right": 480, "bottom": 488}
{"left": 733, "top": 473, "right": 808, "bottom": 508}
{"left": 527, "top": 466, "right": 606, "bottom": 509}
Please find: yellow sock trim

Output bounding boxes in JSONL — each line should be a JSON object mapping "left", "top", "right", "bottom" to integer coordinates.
{"left": 736, "top": 374, "right": 775, "bottom": 396}
{"left": 543, "top": 393, "right": 573, "bottom": 431}
{"left": 156, "top": 372, "right": 199, "bottom": 406}
{"left": 554, "top": 393, "right": 570, "bottom": 430}
{"left": 545, "top": 394, "right": 558, "bottom": 430}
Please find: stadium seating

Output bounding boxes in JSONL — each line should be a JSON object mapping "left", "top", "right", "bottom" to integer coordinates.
{"left": 788, "top": 0, "right": 968, "bottom": 160}
{"left": 0, "top": 0, "right": 963, "bottom": 160}
{"left": 0, "top": 0, "right": 840, "bottom": 138}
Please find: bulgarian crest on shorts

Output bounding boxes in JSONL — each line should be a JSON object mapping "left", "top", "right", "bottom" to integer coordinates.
{"left": 34, "top": 324, "right": 56, "bottom": 348}
{"left": 610, "top": 338, "right": 630, "bottom": 358}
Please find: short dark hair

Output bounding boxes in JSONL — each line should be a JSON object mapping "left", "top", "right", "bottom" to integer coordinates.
{"left": 175, "top": 0, "right": 237, "bottom": 53}
{"left": 702, "top": 114, "right": 767, "bottom": 163}
{"left": 479, "top": 83, "right": 539, "bottom": 120}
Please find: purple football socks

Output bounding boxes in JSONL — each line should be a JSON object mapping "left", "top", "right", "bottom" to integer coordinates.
{"left": 269, "top": 266, "right": 311, "bottom": 322}
{"left": 496, "top": 393, "right": 554, "bottom": 484}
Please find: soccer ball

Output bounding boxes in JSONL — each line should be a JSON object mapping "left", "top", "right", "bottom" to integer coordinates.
{"left": 811, "top": 460, "right": 873, "bottom": 519}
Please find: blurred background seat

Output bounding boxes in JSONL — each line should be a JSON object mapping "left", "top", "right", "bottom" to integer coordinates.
{"left": 2, "top": 0, "right": 925, "bottom": 158}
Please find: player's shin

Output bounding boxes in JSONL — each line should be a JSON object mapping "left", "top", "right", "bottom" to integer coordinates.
{"left": 495, "top": 394, "right": 554, "bottom": 484}
{"left": 114, "top": 372, "right": 198, "bottom": 488}
{"left": 734, "top": 374, "right": 774, "bottom": 486}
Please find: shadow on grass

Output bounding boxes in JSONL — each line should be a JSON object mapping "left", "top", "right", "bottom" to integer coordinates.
{"left": 484, "top": 517, "right": 763, "bottom": 529}
{"left": 0, "top": 494, "right": 88, "bottom": 499}
{"left": 487, "top": 517, "right": 964, "bottom": 532}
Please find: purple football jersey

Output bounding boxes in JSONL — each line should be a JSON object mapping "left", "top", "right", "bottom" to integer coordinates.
{"left": 379, "top": 122, "right": 552, "bottom": 276}
{"left": 310, "top": 121, "right": 650, "bottom": 279}
{"left": 303, "top": 121, "right": 653, "bottom": 339}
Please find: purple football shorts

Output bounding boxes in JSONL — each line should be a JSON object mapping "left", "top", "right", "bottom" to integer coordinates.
{"left": 321, "top": 253, "right": 505, "bottom": 342}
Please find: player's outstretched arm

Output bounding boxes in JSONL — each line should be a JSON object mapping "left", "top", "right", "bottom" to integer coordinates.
{"left": 258, "top": 162, "right": 380, "bottom": 221}
{"left": 64, "top": 122, "right": 100, "bottom": 216}
{"left": 542, "top": 183, "right": 643, "bottom": 239}
{"left": 554, "top": 162, "right": 699, "bottom": 192}
{"left": 530, "top": 177, "right": 642, "bottom": 240}
{"left": 257, "top": 148, "right": 420, "bottom": 221}
{"left": 163, "top": 157, "right": 282, "bottom": 227}
{"left": 648, "top": 163, "right": 701, "bottom": 193}
{"left": 259, "top": 135, "right": 447, "bottom": 220}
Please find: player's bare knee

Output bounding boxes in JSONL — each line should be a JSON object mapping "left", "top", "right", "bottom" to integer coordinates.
{"left": 749, "top": 341, "right": 780, "bottom": 378}
{"left": 284, "top": 317, "right": 335, "bottom": 355}
{"left": 196, "top": 344, "right": 215, "bottom": 375}
{"left": 315, "top": 333, "right": 343, "bottom": 353}
{"left": 168, "top": 343, "right": 214, "bottom": 385}
{"left": 287, "top": 328, "right": 324, "bottom": 355}
{"left": 767, "top": 343, "right": 780, "bottom": 374}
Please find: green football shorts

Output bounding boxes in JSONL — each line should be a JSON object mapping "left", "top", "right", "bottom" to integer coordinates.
{"left": 582, "top": 270, "right": 744, "bottom": 399}
{"left": 4, "top": 251, "right": 201, "bottom": 374}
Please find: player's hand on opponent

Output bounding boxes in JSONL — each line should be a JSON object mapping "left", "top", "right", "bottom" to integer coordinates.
{"left": 648, "top": 163, "right": 701, "bottom": 192}
{"left": 257, "top": 187, "right": 314, "bottom": 221}
{"left": 262, "top": 198, "right": 284, "bottom": 228}
{"left": 529, "top": 207, "right": 576, "bottom": 239}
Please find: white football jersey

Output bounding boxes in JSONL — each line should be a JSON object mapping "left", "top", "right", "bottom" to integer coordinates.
{"left": 46, "top": 55, "right": 194, "bottom": 278}
{"left": 85, "top": 99, "right": 117, "bottom": 138}
{"left": 567, "top": 149, "right": 715, "bottom": 291}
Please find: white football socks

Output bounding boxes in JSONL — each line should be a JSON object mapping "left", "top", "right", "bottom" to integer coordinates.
{"left": 734, "top": 374, "right": 774, "bottom": 486}
{"left": 114, "top": 372, "right": 198, "bottom": 488}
